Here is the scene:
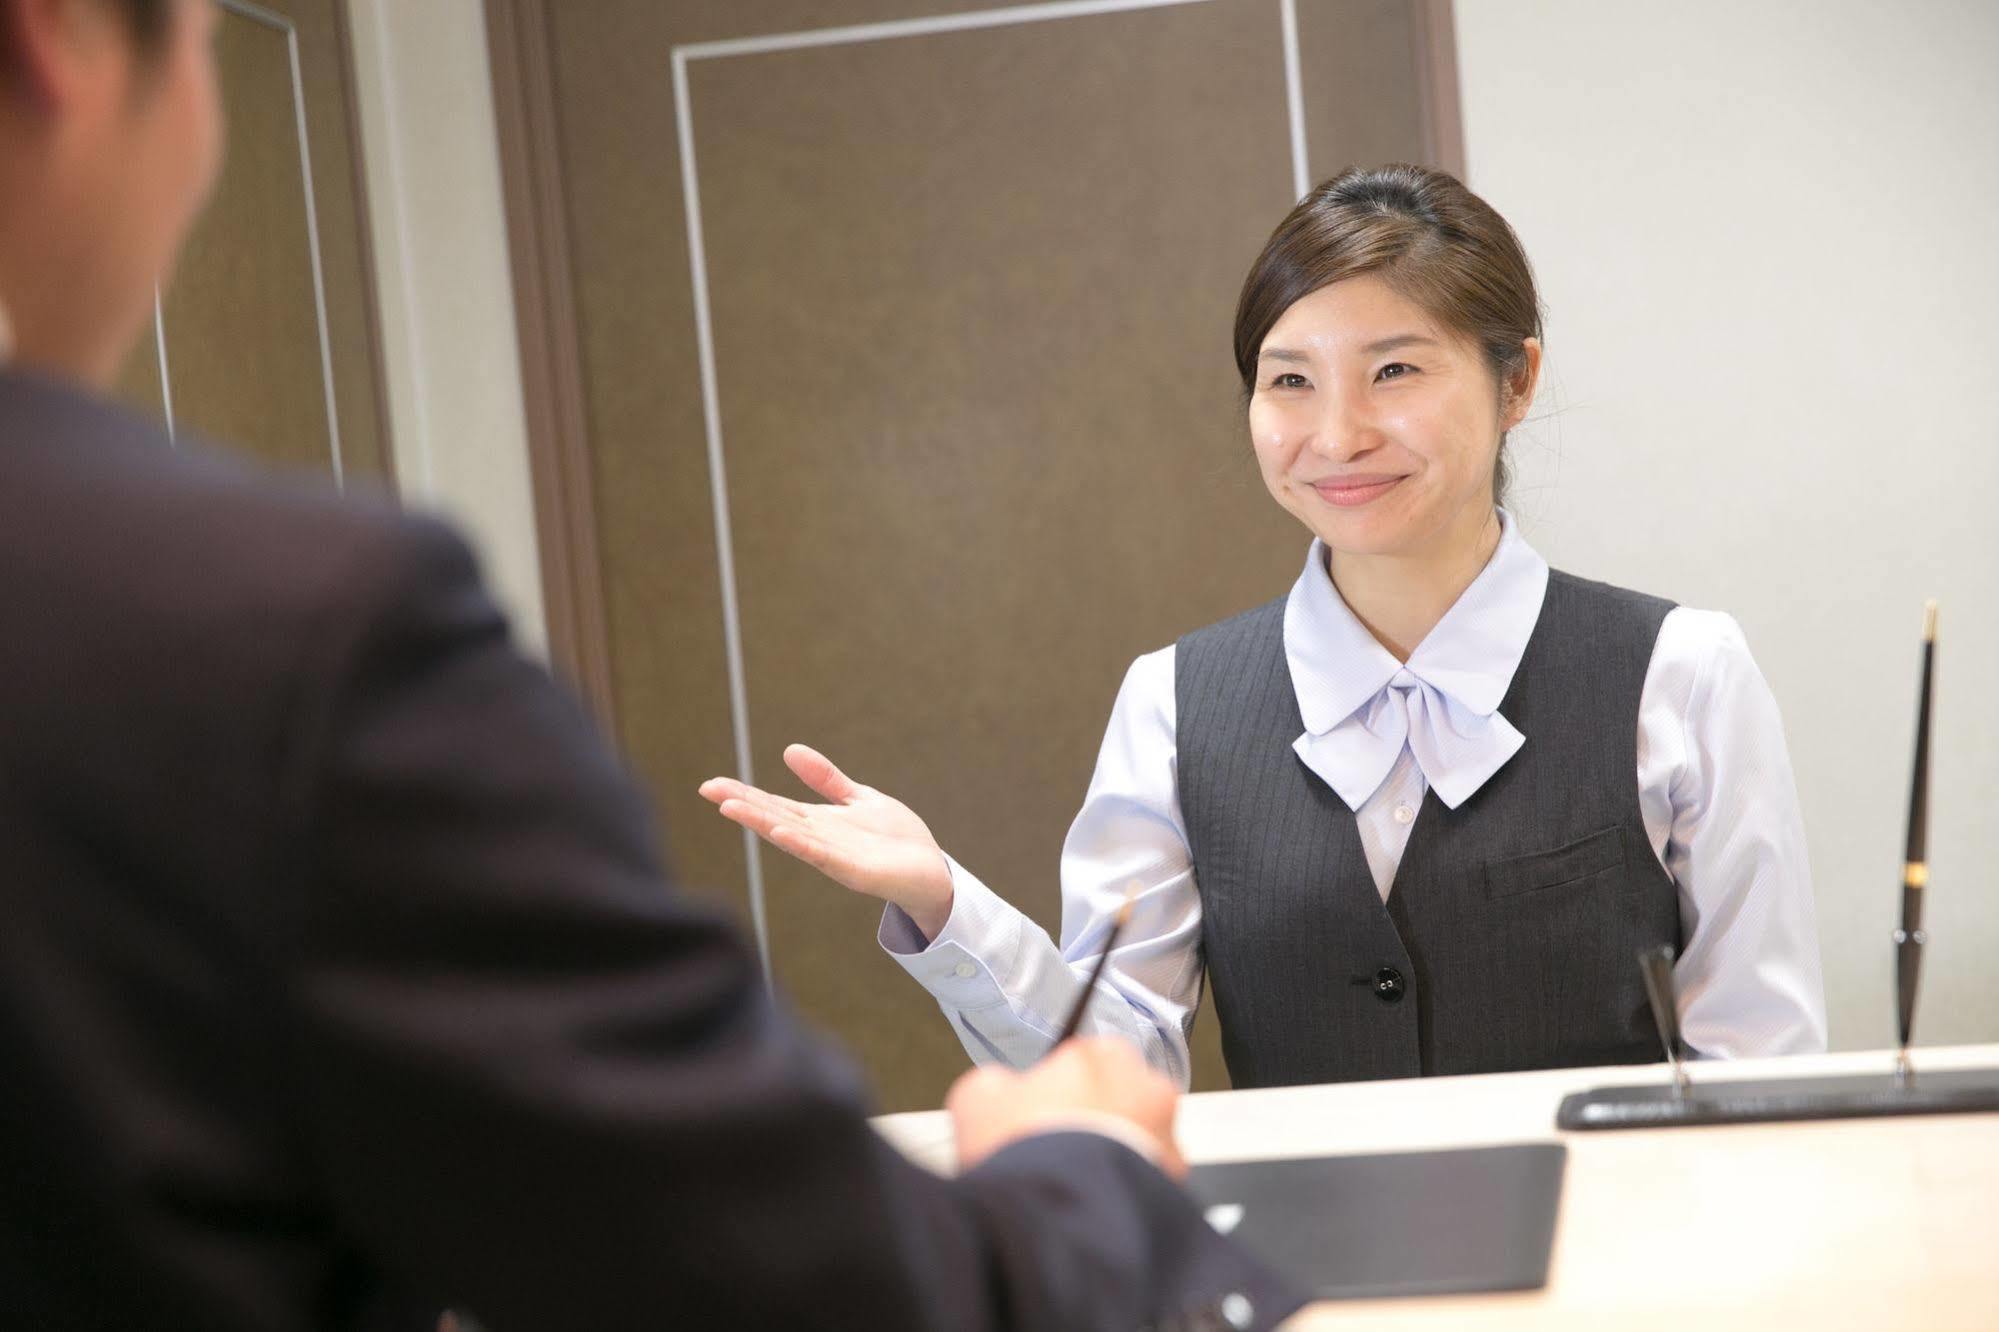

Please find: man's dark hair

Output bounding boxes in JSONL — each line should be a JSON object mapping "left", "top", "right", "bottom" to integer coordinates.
{"left": 1, "top": 0, "right": 173, "bottom": 75}
{"left": 109, "top": 0, "right": 174, "bottom": 50}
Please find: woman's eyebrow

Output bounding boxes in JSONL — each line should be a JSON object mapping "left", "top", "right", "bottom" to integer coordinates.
{"left": 1361, "top": 334, "right": 1440, "bottom": 354}
{"left": 1260, "top": 334, "right": 1440, "bottom": 363}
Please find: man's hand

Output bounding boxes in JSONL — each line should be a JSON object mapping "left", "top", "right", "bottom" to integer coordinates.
{"left": 946, "top": 1038, "right": 1186, "bottom": 1179}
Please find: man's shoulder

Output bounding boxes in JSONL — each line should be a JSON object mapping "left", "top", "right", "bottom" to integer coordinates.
{"left": 0, "top": 370, "right": 482, "bottom": 677}
{"left": 1, "top": 368, "right": 459, "bottom": 608}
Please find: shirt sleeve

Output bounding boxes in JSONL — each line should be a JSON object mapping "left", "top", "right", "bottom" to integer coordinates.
{"left": 879, "top": 646, "right": 1206, "bottom": 1088}
{"left": 1636, "top": 608, "right": 1828, "bottom": 1057}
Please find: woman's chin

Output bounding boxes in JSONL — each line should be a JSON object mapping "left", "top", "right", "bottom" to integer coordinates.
{"left": 1308, "top": 506, "right": 1424, "bottom": 560}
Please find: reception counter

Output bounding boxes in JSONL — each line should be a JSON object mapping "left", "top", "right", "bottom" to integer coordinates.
{"left": 873, "top": 1044, "right": 1999, "bottom": 1328}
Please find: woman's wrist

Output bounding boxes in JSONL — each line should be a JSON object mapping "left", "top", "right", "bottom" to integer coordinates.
{"left": 900, "top": 852, "right": 956, "bottom": 942}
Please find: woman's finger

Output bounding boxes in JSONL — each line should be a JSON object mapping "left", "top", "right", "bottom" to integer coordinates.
{"left": 715, "top": 797, "right": 806, "bottom": 845}
{"left": 766, "top": 822, "right": 837, "bottom": 873}
{"left": 722, "top": 784, "right": 816, "bottom": 821}
{"left": 701, "top": 777, "right": 813, "bottom": 820}
{"left": 784, "top": 743, "right": 863, "bottom": 804}
{"left": 698, "top": 776, "right": 757, "bottom": 806}
{"left": 740, "top": 818, "right": 840, "bottom": 880}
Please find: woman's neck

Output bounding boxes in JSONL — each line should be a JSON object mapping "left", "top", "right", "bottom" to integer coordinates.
{"left": 1328, "top": 506, "right": 1503, "bottom": 662}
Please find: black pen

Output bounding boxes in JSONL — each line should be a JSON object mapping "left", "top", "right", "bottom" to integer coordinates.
{"left": 1894, "top": 599, "right": 1937, "bottom": 1085}
{"left": 1051, "top": 883, "right": 1140, "bottom": 1049}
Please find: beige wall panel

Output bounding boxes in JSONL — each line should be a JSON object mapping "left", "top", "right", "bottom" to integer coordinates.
{"left": 1298, "top": 0, "right": 1432, "bottom": 177}
{"left": 285, "top": 0, "right": 393, "bottom": 485}
{"left": 114, "top": 0, "right": 390, "bottom": 487}
{"left": 544, "top": 0, "right": 1443, "bottom": 1109}
{"left": 164, "top": 10, "right": 330, "bottom": 474}
{"left": 542, "top": 3, "right": 1051, "bottom": 936}
{"left": 695, "top": 3, "right": 1303, "bottom": 1109}
{"left": 114, "top": 319, "right": 168, "bottom": 424}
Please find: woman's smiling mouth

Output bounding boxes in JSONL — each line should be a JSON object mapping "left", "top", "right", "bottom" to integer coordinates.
{"left": 1309, "top": 474, "right": 1406, "bottom": 507}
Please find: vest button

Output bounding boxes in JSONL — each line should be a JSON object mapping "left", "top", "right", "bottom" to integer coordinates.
{"left": 1374, "top": 968, "right": 1406, "bottom": 1003}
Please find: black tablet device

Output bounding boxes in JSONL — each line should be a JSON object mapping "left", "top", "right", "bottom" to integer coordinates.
{"left": 1186, "top": 1142, "right": 1566, "bottom": 1301}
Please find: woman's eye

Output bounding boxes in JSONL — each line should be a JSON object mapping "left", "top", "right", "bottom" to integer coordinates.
{"left": 1376, "top": 362, "right": 1416, "bottom": 382}
{"left": 1267, "top": 372, "right": 1309, "bottom": 390}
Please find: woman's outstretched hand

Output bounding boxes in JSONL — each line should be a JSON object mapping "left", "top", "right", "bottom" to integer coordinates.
{"left": 699, "top": 744, "right": 956, "bottom": 940}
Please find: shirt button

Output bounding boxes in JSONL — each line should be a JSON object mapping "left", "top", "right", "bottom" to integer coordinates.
{"left": 1393, "top": 803, "right": 1415, "bottom": 825}
{"left": 1221, "top": 1292, "right": 1255, "bottom": 1329}
{"left": 952, "top": 961, "right": 977, "bottom": 979}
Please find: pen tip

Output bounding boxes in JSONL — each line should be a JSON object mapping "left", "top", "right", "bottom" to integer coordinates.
{"left": 1922, "top": 599, "right": 1938, "bottom": 642}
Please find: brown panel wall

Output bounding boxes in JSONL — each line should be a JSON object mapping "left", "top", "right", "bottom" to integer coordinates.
{"left": 1299, "top": 0, "right": 1433, "bottom": 176}
{"left": 170, "top": 11, "right": 329, "bottom": 471}
{"left": 115, "top": 0, "right": 390, "bottom": 488}
{"left": 536, "top": 0, "right": 1456, "bottom": 1109}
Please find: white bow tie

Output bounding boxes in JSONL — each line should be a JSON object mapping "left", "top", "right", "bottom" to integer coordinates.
{"left": 1294, "top": 666, "right": 1525, "bottom": 813}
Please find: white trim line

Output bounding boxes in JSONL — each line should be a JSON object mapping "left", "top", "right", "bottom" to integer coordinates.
{"left": 1279, "top": 0, "right": 1310, "bottom": 200}
{"left": 673, "top": 48, "right": 773, "bottom": 990}
{"left": 677, "top": 0, "right": 1212, "bottom": 62}
{"left": 217, "top": 0, "right": 345, "bottom": 488}
{"left": 284, "top": 24, "right": 346, "bottom": 489}
{"left": 366, "top": 0, "right": 436, "bottom": 496}
{"left": 217, "top": 0, "right": 287, "bottom": 28}
{"left": 153, "top": 288, "right": 177, "bottom": 446}
{"left": 218, "top": 0, "right": 285, "bottom": 27}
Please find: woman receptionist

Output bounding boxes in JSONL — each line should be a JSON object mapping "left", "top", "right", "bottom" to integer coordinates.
{"left": 702, "top": 165, "right": 1827, "bottom": 1089}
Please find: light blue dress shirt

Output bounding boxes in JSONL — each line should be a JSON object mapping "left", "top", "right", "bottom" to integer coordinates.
{"left": 880, "top": 511, "right": 1828, "bottom": 1088}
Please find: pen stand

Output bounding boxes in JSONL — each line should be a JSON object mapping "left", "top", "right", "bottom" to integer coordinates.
{"left": 1556, "top": 1064, "right": 1999, "bottom": 1131}
{"left": 1560, "top": 601, "right": 1999, "bottom": 1131}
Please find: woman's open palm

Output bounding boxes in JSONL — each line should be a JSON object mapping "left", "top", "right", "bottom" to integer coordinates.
{"left": 699, "top": 744, "right": 955, "bottom": 937}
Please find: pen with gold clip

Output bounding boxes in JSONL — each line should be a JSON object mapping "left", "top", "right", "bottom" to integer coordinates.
{"left": 1894, "top": 599, "right": 1937, "bottom": 1086}
{"left": 1050, "top": 883, "right": 1141, "bottom": 1050}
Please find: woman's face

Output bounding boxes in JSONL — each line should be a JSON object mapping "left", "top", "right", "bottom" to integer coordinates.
{"left": 1248, "top": 274, "right": 1537, "bottom": 560}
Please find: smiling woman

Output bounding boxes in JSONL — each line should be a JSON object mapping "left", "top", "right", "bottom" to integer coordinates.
{"left": 703, "top": 164, "right": 1829, "bottom": 1091}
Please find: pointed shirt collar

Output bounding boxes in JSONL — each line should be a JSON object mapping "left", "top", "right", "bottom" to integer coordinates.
{"left": 1283, "top": 508, "right": 1550, "bottom": 812}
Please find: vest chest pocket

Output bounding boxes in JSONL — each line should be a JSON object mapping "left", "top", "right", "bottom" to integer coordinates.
{"left": 1483, "top": 826, "right": 1628, "bottom": 900}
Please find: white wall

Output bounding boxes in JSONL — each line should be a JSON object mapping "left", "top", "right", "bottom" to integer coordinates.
{"left": 344, "top": 0, "right": 547, "bottom": 654}
{"left": 1455, "top": 0, "right": 1999, "bottom": 1050}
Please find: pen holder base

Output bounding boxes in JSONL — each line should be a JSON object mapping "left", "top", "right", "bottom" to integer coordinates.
{"left": 1555, "top": 1066, "right": 1999, "bottom": 1131}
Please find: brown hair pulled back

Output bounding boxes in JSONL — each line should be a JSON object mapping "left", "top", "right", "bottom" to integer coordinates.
{"left": 1232, "top": 164, "right": 1542, "bottom": 504}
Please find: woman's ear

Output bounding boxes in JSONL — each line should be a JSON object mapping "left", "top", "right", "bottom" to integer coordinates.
{"left": 1501, "top": 337, "right": 1543, "bottom": 431}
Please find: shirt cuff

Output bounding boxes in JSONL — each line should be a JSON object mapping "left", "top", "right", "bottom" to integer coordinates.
{"left": 877, "top": 854, "right": 1022, "bottom": 1010}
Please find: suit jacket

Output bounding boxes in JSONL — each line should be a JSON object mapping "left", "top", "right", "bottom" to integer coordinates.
{"left": 0, "top": 368, "right": 1297, "bottom": 1331}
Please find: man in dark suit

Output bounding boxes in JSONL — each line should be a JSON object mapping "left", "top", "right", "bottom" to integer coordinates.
{"left": 0, "top": 2, "right": 1298, "bottom": 1327}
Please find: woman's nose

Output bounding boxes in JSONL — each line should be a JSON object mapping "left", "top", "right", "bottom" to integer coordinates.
{"left": 1306, "top": 390, "right": 1381, "bottom": 460}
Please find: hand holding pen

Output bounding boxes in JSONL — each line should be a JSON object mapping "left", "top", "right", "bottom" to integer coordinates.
{"left": 940, "top": 882, "right": 1183, "bottom": 1175}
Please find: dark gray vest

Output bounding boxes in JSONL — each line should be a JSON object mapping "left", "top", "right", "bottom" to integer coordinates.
{"left": 1176, "top": 570, "right": 1681, "bottom": 1089}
